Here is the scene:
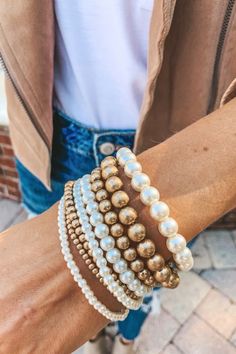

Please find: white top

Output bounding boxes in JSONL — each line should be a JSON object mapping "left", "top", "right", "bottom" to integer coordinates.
{"left": 54, "top": 0, "right": 153, "bottom": 130}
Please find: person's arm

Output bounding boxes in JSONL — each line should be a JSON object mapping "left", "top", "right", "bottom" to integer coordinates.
{"left": 1, "top": 98, "right": 236, "bottom": 353}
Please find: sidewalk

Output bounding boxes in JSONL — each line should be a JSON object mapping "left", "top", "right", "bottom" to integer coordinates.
{"left": 1, "top": 197, "right": 236, "bottom": 354}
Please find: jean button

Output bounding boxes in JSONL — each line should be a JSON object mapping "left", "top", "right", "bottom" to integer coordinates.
{"left": 99, "top": 142, "right": 115, "bottom": 156}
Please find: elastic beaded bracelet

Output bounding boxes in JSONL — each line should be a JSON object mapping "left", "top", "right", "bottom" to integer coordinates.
{"left": 64, "top": 182, "right": 137, "bottom": 300}
{"left": 73, "top": 180, "right": 144, "bottom": 309}
{"left": 58, "top": 197, "right": 128, "bottom": 321}
{"left": 117, "top": 148, "right": 194, "bottom": 272}
{"left": 89, "top": 169, "right": 156, "bottom": 291}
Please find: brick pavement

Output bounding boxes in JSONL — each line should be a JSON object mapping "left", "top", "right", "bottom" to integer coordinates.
{"left": 0, "top": 199, "right": 235, "bottom": 354}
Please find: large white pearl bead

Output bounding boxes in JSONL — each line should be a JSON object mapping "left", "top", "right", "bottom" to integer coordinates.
{"left": 88, "top": 239, "right": 98, "bottom": 250}
{"left": 82, "top": 191, "right": 95, "bottom": 204}
{"left": 113, "top": 259, "right": 128, "bottom": 273}
{"left": 140, "top": 186, "right": 160, "bottom": 206}
{"left": 120, "top": 270, "right": 135, "bottom": 285}
{"left": 129, "top": 279, "right": 141, "bottom": 291}
{"left": 93, "top": 248, "right": 103, "bottom": 259}
{"left": 100, "top": 236, "right": 115, "bottom": 251}
{"left": 106, "top": 248, "right": 121, "bottom": 263}
{"left": 96, "top": 257, "right": 107, "bottom": 268}
{"left": 150, "top": 201, "right": 169, "bottom": 221}
{"left": 131, "top": 172, "right": 150, "bottom": 192}
{"left": 94, "top": 223, "right": 109, "bottom": 238}
{"left": 177, "top": 256, "right": 194, "bottom": 271}
{"left": 174, "top": 247, "right": 192, "bottom": 264}
{"left": 135, "top": 285, "right": 146, "bottom": 297}
{"left": 90, "top": 212, "right": 103, "bottom": 226}
{"left": 116, "top": 147, "right": 132, "bottom": 159}
{"left": 86, "top": 201, "right": 99, "bottom": 215}
{"left": 99, "top": 266, "right": 111, "bottom": 277}
{"left": 166, "top": 234, "right": 186, "bottom": 253}
{"left": 118, "top": 153, "right": 136, "bottom": 167}
{"left": 124, "top": 161, "right": 142, "bottom": 178}
{"left": 81, "top": 174, "right": 90, "bottom": 183}
{"left": 158, "top": 217, "right": 178, "bottom": 237}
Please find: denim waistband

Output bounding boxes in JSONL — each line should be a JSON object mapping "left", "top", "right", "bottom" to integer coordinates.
{"left": 54, "top": 109, "right": 136, "bottom": 165}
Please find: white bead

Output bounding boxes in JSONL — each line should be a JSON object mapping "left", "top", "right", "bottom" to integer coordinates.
{"left": 118, "top": 152, "right": 137, "bottom": 167}
{"left": 177, "top": 257, "right": 194, "bottom": 271}
{"left": 120, "top": 270, "right": 135, "bottom": 285}
{"left": 90, "top": 212, "right": 103, "bottom": 226}
{"left": 88, "top": 239, "right": 99, "bottom": 250}
{"left": 100, "top": 236, "right": 115, "bottom": 251}
{"left": 94, "top": 223, "right": 109, "bottom": 238}
{"left": 93, "top": 248, "right": 103, "bottom": 259}
{"left": 166, "top": 234, "right": 186, "bottom": 253}
{"left": 108, "top": 282, "right": 119, "bottom": 292}
{"left": 140, "top": 186, "right": 160, "bottom": 205}
{"left": 81, "top": 184, "right": 91, "bottom": 192}
{"left": 131, "top": 172, "right": 150, "bottom": 192}
{"left": 135, "top": 285, "right": 146, "bottom": 297}
{"left": 174, "top": 247, "right": 192, "bottom": 264}
{"left": 81, "top": 222, "right": 92, "bottom": 233}
{"left": 86, "top": 231, "right": 95, "bottom": 241}
{"left": 150, "top": 201, "right": 169, "bottom": 221}
{"left": 115, "top": 288, "right": 125, "bottom": 298}
{"left": 129, "top": 279, "right": 141, "bottom": 291}
{"left": 96, "top": 257, "right": 107, "bottom": 268}
{"left": 81, "top": 174, "right": 91, "bottom": 183}
{"left": 103, "top": 274, "right": 114, "bottom": 286}
{"left": 158, "top": 217, "right": 178, "bottom": 237}
{"left": 116, "top": 147, "right": 132, "bottom": 159}
{"left": 99, "top": 266, "right": 111, "bottom": 277}
{"left": 82, "top": 191, "right": 95, "bottom": 204}
{"left": 124, "top": 161, "right": 142, "bottom": 178}
{"left": 113, "top": 259, "right": 128, "bottom": 273}
{"left": 86, "top": 201, "right": 99, "bottom": 215}
{"left": 106, "top": 248, "right": 121, "bottom": 263}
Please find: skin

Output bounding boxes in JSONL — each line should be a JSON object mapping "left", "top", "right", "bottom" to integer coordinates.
{"left": 0, "top": 99, "right": 236, "bottom": 353}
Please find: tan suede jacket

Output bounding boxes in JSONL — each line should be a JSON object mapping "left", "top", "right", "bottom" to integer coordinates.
{"left": 0, "top": 0, "right": 236, "bottom": 189}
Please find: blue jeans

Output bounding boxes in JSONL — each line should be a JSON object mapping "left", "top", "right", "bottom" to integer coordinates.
{"left": 16, "top": 110, "right": 155, "bottom": 340}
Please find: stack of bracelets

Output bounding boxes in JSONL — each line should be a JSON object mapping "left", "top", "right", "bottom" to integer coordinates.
{"left": 58, "top": 147, "right": 194, "bottom": 321}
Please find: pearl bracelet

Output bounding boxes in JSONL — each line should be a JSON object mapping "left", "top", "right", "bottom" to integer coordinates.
{"left": 116, "top": 147, "right": 194, "bottom": 272}
{"left": 73, "top": 179, "right": 144, "bottom": 310}
{"left": 58, "top": 197, "right": 128, "bottom": 321}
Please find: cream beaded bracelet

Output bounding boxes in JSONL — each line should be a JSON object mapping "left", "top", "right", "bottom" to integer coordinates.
{"left": 116, "top": 147, "right": 194, "bottom": 272}
{"left": 73, "top": 179, "right": 144, "bottom": 309}
{"left": 58, "top": 197, "right": 129, "bottom": 321}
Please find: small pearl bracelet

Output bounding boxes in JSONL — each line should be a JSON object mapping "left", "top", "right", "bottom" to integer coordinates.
{"left": 58, "top": 196, "right": 129, "bottom": 321}
{"left": 117, "top": 147, "right": 194, "bottom": 272}
{"left": 73, "top": 179, "right": 144, "bottom": 310}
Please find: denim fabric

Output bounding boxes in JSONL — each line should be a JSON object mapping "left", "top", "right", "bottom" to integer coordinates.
{"left": 16, "top": 109, "right": 152, "bottom": 340}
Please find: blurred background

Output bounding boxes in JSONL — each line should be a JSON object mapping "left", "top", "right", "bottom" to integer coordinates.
{"left": 0, "top": 68, "right": 236, "bottom": 354}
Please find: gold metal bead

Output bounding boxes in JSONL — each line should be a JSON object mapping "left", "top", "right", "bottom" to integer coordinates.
{"left": 123, "top": 248, "right": 137, "bottom": 261}
{"left": 137, "top": 239, "right": 156, "bottom": 258}
{"left": 116, "top": 236, "right": 130, "bottom": 250}
{"left": 66, "top": 206, "right": 76, "bottom": 214}
{"left": 88, "top": 249, "right": 93, "bottom": 257}
{"left": 147, "top": 254, "right": 165, "bottom": 271}
{"left": 111, "top": 190, "right": 129, "bottom": 208}
{"left": 72, "top": 219, "right": 80, "bottom": 228}
{"left": 68, "top": 212, "right": 77, "bottom": 220}
{"left": 112, "top": 273, "right": 118, "bottom": 281}
{"left": 119, "top": 207, "right": 138, "bottom": 225}
{"left": 65, "top": 200, "right": 74, "bottom": 207}
{"left": 130, "top": 259, "right": 144, "bottom": 272}
{"left": 96, "top": 189, "right": 109, "bottom": 202}
{"left": 79, "top": 249, "right": 86, "bottom": 256}
{"left": 70, "top": 233, "right": 77, "bottom": 240}
{"left": 128, "top": 223, "right": 146, "bottom": 242}
{"left": 91, "top": 180, "right": 104, "bottom": 192}
{"left": 92, "top": 167, "right": 101, "bottom": 173}
{"left": 154, "top": 266, "right": 171, "bottom": 283}
{"left": 82, "top": 253, "right": 89, "bottom": 260}
{"left": 111, "top": 223, "right": 124, "bottom": 237}
{"left": 92, "top": 268, "right": 99, "bottom": 275}
{"left": 76, "top": 244, "right": 83, "bottom": 250}
{"left": 102, "top": 165, "right": 119, "bottom": 180}
{"left": 105, "top": 176, "right": 123, "bottom": 193}
{"left": 67, "top": 222, "right": 72, "bottom": 229}
{"left": 83, "top": 241, "right": 89, "bottom": 250}
{"left": 99, "top": 199, "right": 112, "bottom": 213}
{"left": 101, "top": 156, "right": 117, "bottom": 169}
{"left": 73, "top": 239, "right": 79, "bottom": 245}
{"left": 162, "top": 272, "right": 180, "bottom": 289}
{"left": 79, "top": 234, "right": 86, "bottom": 243}
{"left": 68, "top": 228, "right": 75, "bottom": 235}
{"left": 85, "top": 259, "right": 92, "bottom": 265}
{"left": 90, "top": 171, "right": 101, "bottom": 182}
{"left": 64, "top": 194, "right": 73, "bottom": 201}
{"left": 99, "top": 278, "right": 104, "bottom": 284}
{"left": 88, "top": 263, "right": 95, "bottom": 270}
{"left": 96, "top": 272, "right": 101, "bottom": 279}
{"left": 138, "top": 269, "right": 151, "bottom": 281}
{"left": 104, "top": 211, "right": 118, "bottom": 225}
{"left": 144, "top": 276, "right": 155, "bottom": 287}
{"left": 75, "top": 227, "right": 82, "bottom": 235}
